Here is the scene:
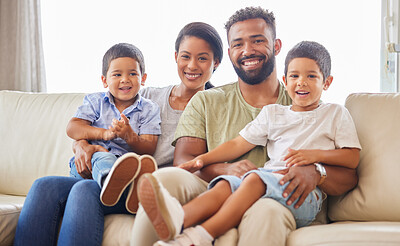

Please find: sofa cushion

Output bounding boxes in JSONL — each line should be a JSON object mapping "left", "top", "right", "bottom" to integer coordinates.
{"left": 329, "top": 93, "right": 400, "bottom": 221}
{"left": 287, "top": 221, "right": 400, "bottom": 246}
{"left": 0, "top": 194, "right": 25, "bottom": 246}
{"left": 0, "top": 91, "right": 84, "bottom": 196}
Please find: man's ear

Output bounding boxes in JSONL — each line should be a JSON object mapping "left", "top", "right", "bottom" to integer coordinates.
{"left": 101, "top": 75, "right": 108, "bottom": 88}
{"left": 323, "top": 76, "right": 333, "bottom": 90}
{"left": 175, "top": 51, "right": 178, "bottom": 63}
{"left": 274, "top": 39, "right": 282, "bottom": 56}
{"left": 141, "top": 73, "right": 147, "bottom": 86}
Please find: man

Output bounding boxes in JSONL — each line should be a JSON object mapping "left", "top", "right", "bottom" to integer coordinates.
{"left": 131, "top": 6, "right": 357, "bottom": 246}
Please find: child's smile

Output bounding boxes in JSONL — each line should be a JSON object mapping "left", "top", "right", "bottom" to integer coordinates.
{"left": 283, "top": 57, "right": 332, "bottom": 112}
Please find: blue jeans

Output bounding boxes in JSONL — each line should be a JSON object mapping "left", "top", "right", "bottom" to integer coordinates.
{"left": 69, "top": 152, "right": 117, "bottom": 187}
{"left": 14, "top": 176, "right": 131, "bottom": 246}
{"left": 209, "top": 168, "right": 323, "bottom": 228}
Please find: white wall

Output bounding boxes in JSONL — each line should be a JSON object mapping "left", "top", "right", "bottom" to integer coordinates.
{"left": 41, "top": 0, "right": 381, "bottom": 104}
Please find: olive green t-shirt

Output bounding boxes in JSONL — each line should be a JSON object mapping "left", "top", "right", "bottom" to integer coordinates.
{"left": 173, "top": 81, "right": 292, "bottom": 167}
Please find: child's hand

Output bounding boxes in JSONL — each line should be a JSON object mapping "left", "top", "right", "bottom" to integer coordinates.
{"left": 284, "top": 148, "right": 318, "bottom": 167}
{"left": 103, "top": 128, "right": 117, "bottom": 141}
{"left": 110, "top": 114, "right": 134, "bottom": 141}
{"left": 178, "top": 158, "right": 204, "bottom": 173}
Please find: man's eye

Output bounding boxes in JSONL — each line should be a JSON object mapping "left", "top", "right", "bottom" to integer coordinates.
{"left": 232, "top": 43, "right": 242, "bottom": 48}
{"left": 181, "top": 55, "right": 190, "bottom": 59}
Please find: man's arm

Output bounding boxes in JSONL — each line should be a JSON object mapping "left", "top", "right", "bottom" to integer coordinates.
{"left": 174, "top": 136, "right": 258, "bottom": 182}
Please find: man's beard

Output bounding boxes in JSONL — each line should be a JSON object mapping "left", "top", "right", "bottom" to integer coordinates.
{"left": 233, "top": 53, "right": 275, "bottom": 85}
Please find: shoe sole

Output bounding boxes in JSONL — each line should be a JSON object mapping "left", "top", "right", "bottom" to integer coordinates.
{"left": 138, "top": 173, "right": 176, "bottom": 241}
{"left": 100, "top": 153, "right": 140, "bottom": 206}
{"left": 126, "top": 155, "right": 158, "bottom": 214}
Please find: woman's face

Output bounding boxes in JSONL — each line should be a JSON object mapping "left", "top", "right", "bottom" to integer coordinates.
{"left": 175, "top": 36, "right": 219, "bottom": 91}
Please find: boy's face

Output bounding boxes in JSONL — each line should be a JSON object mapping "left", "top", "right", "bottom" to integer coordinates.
{"left": 227, "top": 18, "right": 281, "bottom": 85}
{"left": 102, "top": 57, "right": 146, "bottom": 108}
{"left": 283, "top": 57, "right": 332, "bottom": 112}
{"left": 175, "top": 36, "right": 219, "bottom": 91}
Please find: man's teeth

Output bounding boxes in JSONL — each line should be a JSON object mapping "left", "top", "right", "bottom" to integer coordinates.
{"left": 243, "top": 60, "right": 260, "bottom": 66}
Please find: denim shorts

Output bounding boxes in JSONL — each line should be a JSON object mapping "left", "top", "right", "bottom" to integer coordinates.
{"left": 208, "top": 168, "right": 323, "bottom": 228}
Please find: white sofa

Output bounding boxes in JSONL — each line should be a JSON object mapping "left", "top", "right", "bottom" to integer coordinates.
{"left": 0, "top": 90, "right": 400, "bottom": 246}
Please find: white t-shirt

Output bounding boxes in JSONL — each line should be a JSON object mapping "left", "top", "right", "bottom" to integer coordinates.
{"left": 239, "top": 103, "right": 361, "bottom": 170}
{"left": 140, "top": 85, "right": 183, "bottom": 167}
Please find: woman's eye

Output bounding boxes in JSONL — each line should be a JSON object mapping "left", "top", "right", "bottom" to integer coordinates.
{"left": 130, "top": 73, "right": 137, "bottom": 76}
{"left": 113, "top": 74, "right": 121, "bottom": 77}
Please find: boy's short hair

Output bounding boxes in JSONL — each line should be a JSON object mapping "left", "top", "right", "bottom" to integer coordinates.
{"left": 284, "top": 41, "right": 331, "bottom": 80}
{"left": 225, "top": 7, "right": 276, "bottom": 40}
{"left": 102, "top": 43, "right": 145, "bottom": 76}
{"left": 175, "top": 22, "right": 223, "bottom": 66}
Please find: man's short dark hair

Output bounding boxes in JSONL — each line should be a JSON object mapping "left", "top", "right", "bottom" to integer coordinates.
{"left": 225, "top": 7, "right": 276, "bottom": 40}
{"left": 102, "top": 43, "right": 145, "bottom": 76}
{"left": 284, "top": 41, "right": 331, "bottom": 80}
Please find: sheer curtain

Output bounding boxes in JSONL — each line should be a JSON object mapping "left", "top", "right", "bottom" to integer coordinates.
{"left": 0, "top": 0, "right": 46, "bottom": 92}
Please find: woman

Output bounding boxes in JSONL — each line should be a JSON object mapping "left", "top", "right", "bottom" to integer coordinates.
{"left": 14, "top": 22, "right": 223, "bottom": 246}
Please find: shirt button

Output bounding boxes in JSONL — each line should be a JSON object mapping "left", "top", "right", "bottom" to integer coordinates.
{"left": 108, "top": 148, "right": 112, "bottom": 151}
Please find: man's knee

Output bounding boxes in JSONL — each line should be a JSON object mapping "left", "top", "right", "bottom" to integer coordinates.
{"left": 238, "top": 198, "right": 296, "bottom": 246}
{"left": 152, "top": 167, "right": 207, "bottom": 204}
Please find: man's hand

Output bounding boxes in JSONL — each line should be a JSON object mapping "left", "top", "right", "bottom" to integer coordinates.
{"left": 178, "top": 158, "right": 204, "bottom": 173}
{"left": 73, "top": 140, "right": 108, "bottom": 179}
{"left": 274, "top": 164, "right": 319, "bottom": 209}
{"left": 284, "top": 148, "right": 319, "bottom": 167}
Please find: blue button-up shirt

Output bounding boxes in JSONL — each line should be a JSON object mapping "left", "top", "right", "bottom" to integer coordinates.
{"left": 73, "top": 91, "right": 161, "bottom": 156}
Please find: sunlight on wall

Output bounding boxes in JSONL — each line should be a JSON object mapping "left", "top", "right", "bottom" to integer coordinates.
{"left": 41, "top": 0, "right": 381, "bottom": 104}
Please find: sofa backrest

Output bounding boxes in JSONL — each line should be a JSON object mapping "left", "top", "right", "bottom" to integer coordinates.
{"left": 0, "top": 91, "right": 85, "bottom": 196}
{"left": 329, "top": 93, "right": 400, "bottom": 221}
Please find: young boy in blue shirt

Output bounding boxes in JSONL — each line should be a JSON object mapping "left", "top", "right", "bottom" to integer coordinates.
{"left": 138, "top": 41, "right": 361, "bottom": 245}
{"left": 66, "top": 43, "right": 161, "bottom": 214}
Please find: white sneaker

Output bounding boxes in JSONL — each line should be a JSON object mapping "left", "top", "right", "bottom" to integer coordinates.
{"left": 153, "top": 226, "right": 213, "bottom": 246}
{"left": 100, "top": 153, "right": 141, "bottom": 206}
{"left": 138, "top": 173, "right": 184, "bottom": 241}
{"left": 126, "top": 154, "right": 158, "bottom": 214}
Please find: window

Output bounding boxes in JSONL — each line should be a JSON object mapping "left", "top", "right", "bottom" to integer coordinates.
{"left": 41, "top": 0, "right": 380, "bottom": 104}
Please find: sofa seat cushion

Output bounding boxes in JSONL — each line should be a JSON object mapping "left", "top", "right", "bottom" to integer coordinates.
{"left": 103, "top": 214, "right": 135, "bottom": 246}
{"left": 287, "top": 221, "right": 400, "bottom": 246}
{"left": 0, "top": 195, "right": 25, "bottom": 246}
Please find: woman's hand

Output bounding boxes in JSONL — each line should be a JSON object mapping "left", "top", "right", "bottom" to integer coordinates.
{"left": 73, "top": 140, "right": 108, "bottom": 179}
